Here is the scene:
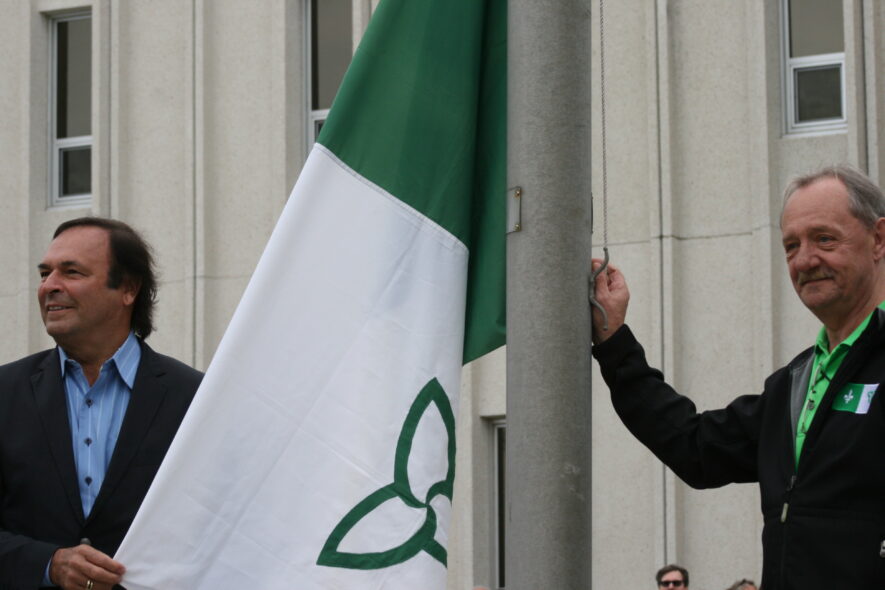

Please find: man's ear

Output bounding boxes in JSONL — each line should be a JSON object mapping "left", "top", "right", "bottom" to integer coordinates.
{"left": 121, "top": 278, "right": 141, "bottom": 307}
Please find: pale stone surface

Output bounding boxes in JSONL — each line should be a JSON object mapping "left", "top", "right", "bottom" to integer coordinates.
{"left": 1, "top": 1, "right": 883, "bottom": 589}
{"left": 197, "top": 0, "right": 294, "bottom": 366}
{"left": 194, "top": 275, "right": 251, "bottom": 370}
{"left": 668, "top": 0, "right": 753, "bottom": 238}
{"left": 868, "top": 2, "right": 885, "bottom": 183}
{"left": 150, "top": 276, "right": 195, "bottom": 365}
{"left": 473, "top": 346, "right": 506, "bottom": 419}
{"left": 669, "top": 236, "right": 755, "bottom": 399}
{"left": 0, "top": 1, "right": 29, "bottom": 362}
{"left": 678, "top": 483, "right": 762, "bottom": 589}
{"left": 447, "top": 363, "right": 475, "bottom": 590}
{"left": 590, "top": 0, "right": 656, "bottom": 247}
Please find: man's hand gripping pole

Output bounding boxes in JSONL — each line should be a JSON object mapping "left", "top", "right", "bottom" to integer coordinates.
{"left": 588, "top": 246, "right": 610, "bottom": 333}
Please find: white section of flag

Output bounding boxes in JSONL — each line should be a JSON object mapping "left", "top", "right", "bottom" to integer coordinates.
{"left": 858, "top": 383, "right": 877, "bottom": 414}
{"left": 115, "top": 145, "right": 467, "bottom": 590}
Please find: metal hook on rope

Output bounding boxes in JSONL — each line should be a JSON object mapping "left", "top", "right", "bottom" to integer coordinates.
{"left": 588, "top": 246, "right": 610, "bottom": 332}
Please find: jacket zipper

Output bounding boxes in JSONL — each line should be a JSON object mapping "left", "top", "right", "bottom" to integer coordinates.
{"left": 780, "top": 474, "right": 797, "bottom": 523}
{"left": 779, "top": 474, "right": 797, "bottom": 587}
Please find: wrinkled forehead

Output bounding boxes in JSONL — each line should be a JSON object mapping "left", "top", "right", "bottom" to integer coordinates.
{"left": 780, "top": 177, "right": 853, "bottom": 230}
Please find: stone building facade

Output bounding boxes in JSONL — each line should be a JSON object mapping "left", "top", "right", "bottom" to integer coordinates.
{"left": 1, "top": 1, "right": 881, "bottom": 588}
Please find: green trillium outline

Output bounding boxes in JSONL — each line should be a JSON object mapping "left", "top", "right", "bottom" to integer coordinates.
{"left": 317, "top": 377, "right": 456, "bottom": 570}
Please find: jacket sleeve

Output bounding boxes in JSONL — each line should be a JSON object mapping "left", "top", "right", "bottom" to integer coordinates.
{"left": 592, "top": 325, "right": 763, "bottom": 489}
{"left": 0, "top": 357, "right": 62, "bottom": 589}
{"left": 0, "top": 470, "right": 61, "bottom": 589}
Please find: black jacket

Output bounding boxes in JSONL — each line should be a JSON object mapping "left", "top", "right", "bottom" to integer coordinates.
{"left": 0, "top": 342, "right": 202, "bottom": 590}
{"left": 593, "top": 315, "right": 885, "bottom": 590}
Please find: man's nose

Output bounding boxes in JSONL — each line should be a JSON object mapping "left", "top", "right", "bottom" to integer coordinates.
{"left": 38, "top": 271, "right": 62, "bottom": 295}
{"left": 792, "top": 244, "right": 819, "bottom": 271}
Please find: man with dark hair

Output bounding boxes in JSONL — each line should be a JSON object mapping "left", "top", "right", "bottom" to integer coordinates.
{"left": 591, "top": 165, "right": 885, "bottom": 588}
{"left": 725, "top": 579, "right": 756, "bottom": 590}
{"left": 52, "top": 217, "right": 159, "bottom": 340}
{"left": 0, "top": 217, "right": 201, "bottom": 589}
{"left": 656, "top": 564, "right": 689, "bottom": 589}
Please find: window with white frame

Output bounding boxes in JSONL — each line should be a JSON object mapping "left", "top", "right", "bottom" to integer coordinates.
{"left": 783, "top": 0, "right": 845, "bottom": 134}
{"left": 51, "top": 13, "right": 92, "bottom": 207}
{"left": 309, "top": 0, "right": 352, "bottom": 144}
{"left": 493, "top": 420, "right": 506, "bottom": 590}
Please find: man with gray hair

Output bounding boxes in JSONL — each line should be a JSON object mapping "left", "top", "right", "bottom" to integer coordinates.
{"left": 590, "top": 165, "right": 885, "bottom": 589}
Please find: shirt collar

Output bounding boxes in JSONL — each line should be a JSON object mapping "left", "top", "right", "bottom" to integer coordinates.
{"left": 815, "top": 299, "right": 885, "bottom": 355}
{"left": 58, "top": 332, "right": 142, "bottom": 389}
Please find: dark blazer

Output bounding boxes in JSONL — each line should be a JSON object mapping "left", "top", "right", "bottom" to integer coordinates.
{"left": 0, "top": 342, "right": 202, "bottom": 590}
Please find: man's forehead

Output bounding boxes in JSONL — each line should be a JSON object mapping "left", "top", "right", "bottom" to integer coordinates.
{"left": 41, "top": 226, "right": 111, "bottom": 263}
{"left": 782, "top": 179, "right": 852, "bottom": 225}
{"left": 53, "top": 224, "right": 109, "bottom": 241}
{"left": 788, "top": 179, "right": 843, "bottom": 205}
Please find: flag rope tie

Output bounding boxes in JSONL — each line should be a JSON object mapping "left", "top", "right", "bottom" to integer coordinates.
{"left": 589, "top": 0, "right": 610, "bottom": 332}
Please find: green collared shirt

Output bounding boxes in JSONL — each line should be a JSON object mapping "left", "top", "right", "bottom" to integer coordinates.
{"left": 795, "top": 300, "right": 885, "bottom": 467}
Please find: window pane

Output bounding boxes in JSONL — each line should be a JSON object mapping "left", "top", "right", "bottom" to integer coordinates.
{"left": 57, "top": 18, "right": 91, "bottom": 138}
{"left": 60, "top": 146, "right": 91, "bottom": 196}
{"left": 789, "top": 0, "right": 843, "bottom": 57}
{"left": 795, "top": 65, "right": 842, "bottom": 122}
{"left": 311, "top": 0, "right": 352, "bottom": 110}
{"left": 496, "top": 425, "right": 506, "bottom": 588}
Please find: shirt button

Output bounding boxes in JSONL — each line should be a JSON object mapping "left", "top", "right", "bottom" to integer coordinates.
{"left": 84, "top": 438, "right": 92, "bottom": 446}
{"left": 86, "top": 399, "right": 93, "bottom": 407}
{"left": 85, "top": 476, "right": 93, "bottom": 485}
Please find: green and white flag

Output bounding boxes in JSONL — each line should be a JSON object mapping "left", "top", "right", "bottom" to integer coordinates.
{"left": 114, "top": 0, "right": 505, "bottom": 588}
{"left": 832, "top": 383, "right": 878, "bottom": 414}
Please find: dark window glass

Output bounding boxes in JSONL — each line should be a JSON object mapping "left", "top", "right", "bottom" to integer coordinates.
{"left": 789, "top": 0, "right": 843, "bottom": 57}
{"left": 57, "top": 18, "right": 91, "bottom": 138}
{"left": 60, "top": 146, "right": 91, "bottom": 196}
{"left": 311, "top": 0, "right": 352, "bottom": 110}
{"left": 496, "top": 425, "right": 506, "bottom": 588}
{"left": 795, "top": 65, "right": 842, "bottom": 122}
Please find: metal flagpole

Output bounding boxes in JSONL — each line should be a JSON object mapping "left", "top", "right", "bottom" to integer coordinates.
{"left": 505, "top": 0, "right": 593, "bottom": 587}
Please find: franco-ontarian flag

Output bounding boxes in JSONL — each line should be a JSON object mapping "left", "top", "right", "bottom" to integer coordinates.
{"left": 114, "top": 0, "right": 505, "bottom": 588}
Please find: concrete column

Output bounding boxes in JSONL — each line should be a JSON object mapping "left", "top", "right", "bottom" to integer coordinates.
{"left": 506, "top": 0, "right": 592, "bottom": 588}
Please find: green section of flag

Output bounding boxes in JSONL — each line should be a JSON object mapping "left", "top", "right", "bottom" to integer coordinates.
{"left": 832, "top": 384, "right": 863, "bottom": 412}
{"left": 318, "top": 0, "right": 506, "bottom": 363}
{"left": 832, "top": 383, "right": 877, "bottom": 414}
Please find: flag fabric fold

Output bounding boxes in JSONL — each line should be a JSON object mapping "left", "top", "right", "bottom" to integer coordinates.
{"left": 114, "top": 0, "right": 505, "bottom": 587}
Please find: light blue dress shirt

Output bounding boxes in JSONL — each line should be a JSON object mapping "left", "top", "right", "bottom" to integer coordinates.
{"left": 44, "top": 333, "right": 141, "bottom": 585}
{"left": 58, "top": 332, "right": 141, "bottom": 517}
